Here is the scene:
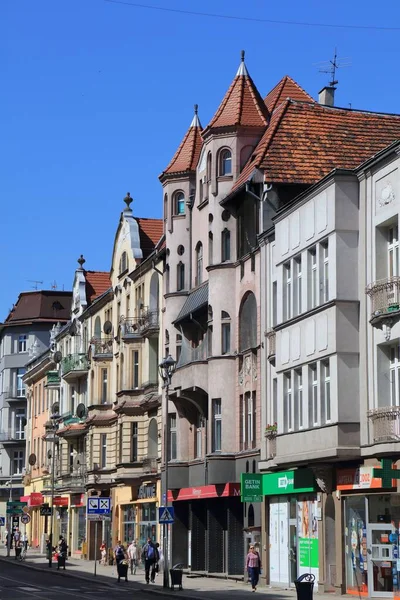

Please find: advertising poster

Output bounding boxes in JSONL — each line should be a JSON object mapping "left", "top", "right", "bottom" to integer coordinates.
{"left": 269, "top": 498, "right": 289, "bottom": 584}
{"left": 297, "top": 498, "right": 319, "bottom": 585}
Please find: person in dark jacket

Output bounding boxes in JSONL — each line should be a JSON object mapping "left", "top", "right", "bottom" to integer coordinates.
{"left": 141, "top": 537, "right": 159, "bottom": 584}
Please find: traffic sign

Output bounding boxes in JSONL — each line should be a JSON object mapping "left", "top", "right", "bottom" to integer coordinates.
{"left": 22, "top": 506, "right": 30, "bottom": 514}
{"left": 158, "top": 506, "right": 174, "bottom": 524}
{"left": 0, "top": 517, "right": 5, "bottom": 526}
{"left": 40, "top": 506, "right": 52, "bottom": 517}
{"left": 6, "top": 501, "right": 27, "bottom": 515}
{"left": 87, "top": 497, "right": 111, "bottom": 514}
{"left": 21, "top": 514, "right": 31, "bottom": 525}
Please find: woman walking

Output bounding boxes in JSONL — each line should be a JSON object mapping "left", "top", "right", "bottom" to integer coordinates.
{"left": 246, "top": 544, "right": 262, "bottom": 592}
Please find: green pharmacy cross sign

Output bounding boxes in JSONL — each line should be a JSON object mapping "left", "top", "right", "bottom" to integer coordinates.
{"left": 373, "top": 458, "right": 400, "bottom": 488}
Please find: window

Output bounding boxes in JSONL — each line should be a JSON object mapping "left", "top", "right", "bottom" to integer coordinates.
{"left": 309, "top": 248, "right": 318, "bottom": 310}
{"left": 208, "top": 232, "right": 213, "bottom": 266}
{"left": 175, "top": 192, "right": 185, "bottom": 216}
{"left": 294, "top": 369, "right": 303, "bottom": 430}
{"left": 389, "top": 344, "right": 400, "bottom": 406}
{"left": 221, "top": 311, "right": 231, "bottom": 354}
{"left": 176, "top": 334, "right": 182, "bottom": 364}
{"left": 388, "top": 226, "right": 400, "bottom": 277}
{"left": 272, "top": 378, "right": 278, "bottom": 426}
{"left": 101, "top": 369, "right": 108, "bottom": 404}
{"left": 17, "top": 368, "right": 26, "bottom": 397}
{"left": 119, "top": 251, "right": 128, "bottom": 274}
{"left": 100, "top": 434, "right": 107, "bottom": 468}
{"left": 309, "top": 364, "right": 318, "bottom": 427}
{"left": 321, "top": 360, "right": 331, "bottom": 424}
{"left": 41, "top": 382, "right": 45, "bottom": 412}
{"left": 165, "top": 265, "right": 170, "bottom": 294}
{"left": 126, "top": 294, "right": 131, "bottom": 319}
{"left": 15, "top": 408, "right": 25, "bottom": 440}
{"left": 283, "top": 262, "right": 292, "bottom": 320}
{"left": 13, "top": 451, "right": 24, "bottom": 475}
{"left": 133, "top": 350, "right": 140, "bottom": 388}
{"left": 212, "top": 399, "right": 222, "bottom": 452}
{"left": 239, "top": 292, "right": 257, "bottom": 351}
{"left": 321, "top": 240, "right": 329, "bottom": 303}
{"left": 195, "top": 415, "right": 203, "bottom": 458}
{"left": 169, "top": 414, "right": 177, "bottom": 460}
{"left": 240, "top": 392, "right": 256, "bottom": 450}
{"left": 206, "top": 152, "right": 212, "bottom": 185}
{"left": 119, "top": 424, "right": 123, "bottom": 463}
{"left": 18, "top": 335, "right": 27, "bottom": 353}
{"left": 219, "top": 149, "right": 232, "bottom": 176}
{"left": 283, "top": 372, "right": 293, "bottom": 432}
{"left": 177, "top": 262, "right": 185, "bottom": 291}
{"left": 131, "top": 422, "right": 138, "bottom": 462}
{"left": 70, "top": 386, "right": 76, "bottom": 415}
{"left": 221, "top": 229, "right": 231, "bottom": 262}
{"left": 294, "top": 256, "right": 302, "bottom": 316}
{"left": 195, "top": 242, "right": 203, "bottom": 286}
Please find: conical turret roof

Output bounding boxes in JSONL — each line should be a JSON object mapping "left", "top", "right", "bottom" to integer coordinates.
{"left": 160, "top": 105, "right": 203, "bottom": 179}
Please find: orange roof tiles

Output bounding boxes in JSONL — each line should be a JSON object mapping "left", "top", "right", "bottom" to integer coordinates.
{"left": 264, "top": 75, "right": 314, "bottom": 114}
{"left": 84, "top": 271, "right": 111, "bottom": 305}
{"left": 136, "top": 218, "right": 163, "bottom": 258}
{"left": 203, "top": 64, "right": 269, "bottom": 135}
{"left": 161, "top": 108, "right": 203, "bottom": 178}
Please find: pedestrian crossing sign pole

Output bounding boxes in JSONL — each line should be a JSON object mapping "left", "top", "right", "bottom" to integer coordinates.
{"left": 158, "top": 506, "right": 174, "bottom": 524}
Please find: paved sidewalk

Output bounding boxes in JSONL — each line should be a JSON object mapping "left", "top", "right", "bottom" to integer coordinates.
{"left": 0, "top": 547, "right": 335, "bottom": 600}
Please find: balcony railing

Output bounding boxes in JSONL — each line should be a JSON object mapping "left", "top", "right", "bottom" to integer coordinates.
{"left": 368, "top": 405, "right": 400, "bottom": 443}
{"left": 91, "top": 337, "right": 113, "bottom": 359}
{"left": 265, "top": 434, "right": 277, "bottom": 459}
{"left": 142, "top": 456, "right": 158, "bottom": 473}
{"left": 121, "top": 309, "right": 159, "bottom": 339}
{"left": 366, "top": 277, "right": 400, "bottom": 317}
{"left": 3, "top": 387, "right": 26, "bottom": 400}
{"left": 176, "top": 333, "right": 208, "bottom": 369}
{"left": 0, "top": 430, "right": 25, "bottom": 443}
{"left": 266, "top": 330, "right": 276, "bottom": 359}
{"left": 61, "top": 353, "right": 89, "bottom": 377}
{"left": 46, "top": 371, "right": 61, "bottom": 386}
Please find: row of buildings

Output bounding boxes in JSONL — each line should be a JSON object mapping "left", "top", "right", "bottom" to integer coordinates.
{"left": 2, "top": 51, "right": 400, "bottom": 596}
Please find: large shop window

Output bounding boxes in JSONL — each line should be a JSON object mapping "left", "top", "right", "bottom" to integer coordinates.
{"left": 122, "top": 505, "right": 136, "bottom": 545}
{"left": 139, "top": 503, "right": 157, "bottom": 548}
{"left": 344, "top": 496, "right": 367, "bottom": 596}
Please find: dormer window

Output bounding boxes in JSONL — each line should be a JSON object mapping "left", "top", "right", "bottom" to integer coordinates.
{"left": 219, "top": 149, "right": 232, "bottom": 176}
{"left": 175, "top": 192, "right": 185, "bottom": 216}
{"left": 119, "top": 251, "right": 128, "bottom": 274}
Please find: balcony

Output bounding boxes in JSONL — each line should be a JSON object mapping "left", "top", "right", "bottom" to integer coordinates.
{"left": 266, "top": 330, "right": 276, "bottom": 361}
{"left": 366, "top": 277, "right": 400, "bottom": 339}
{"left": 176, "top": 333, "right": 208, "bottom": 369}
{"left": 120, "top": 309, "right": 159, "bottom": 341}
{"left": 61, "top": 353, "right": 89, "bottom": 381}
{"left": 46, "top": 371, "right": 61, "bottom": 387}
{"left": 142, "top": 456, "right": 158, "bottom": 474}
{"left": 265, "top": 432, "right": 277, "bottom": 460}
{"left": 0, "top": 430, "right": 25, "bottom": 445}
{"left": 368, "top": 406, "right": 400, "bottom": 443}
{"left": 3, "top": 387, "right": 26, "bottom": 402}
{"left": 56, "top": 465, "right": 87, "bottom": 492}
{"left": 91, "top": 337, "right": 113, "bottom": 360}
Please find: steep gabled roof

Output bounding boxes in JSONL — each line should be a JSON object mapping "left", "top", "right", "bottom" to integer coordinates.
{"left": 202, "top": 52, "right": 269, "bottom": 136}
{"left": 136, "top": 218, "right": 163, "bottom": 258}
{"left": 264, "top": 75, "right": 314, "bottom": 114}
{"left": 84, "top": 271, "right": 111, "bottom": 305}
{"left": 160, "top": 106, "right": 203, "bottom": 179}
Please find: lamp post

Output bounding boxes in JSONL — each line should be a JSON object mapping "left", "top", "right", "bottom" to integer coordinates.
{"left": 6, "top": 473, "right": 13, "bottom": 557}
{"left": 158, "top": 354, "right": 176, "bottom": 589}
{"left": 47, "top": 405, "right": 60, "bottom": 568}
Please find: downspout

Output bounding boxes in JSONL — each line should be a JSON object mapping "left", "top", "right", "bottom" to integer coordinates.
{"left": 187, "top": 192, "right": 195, "bottom": 288}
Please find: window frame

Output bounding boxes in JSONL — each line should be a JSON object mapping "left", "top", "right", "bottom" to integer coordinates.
{"left": 212, "top": 399, "right": 222, "bottom": 452}
{"left": 219, "top": 148, "right": 232, "bottom": 176}
{"left": 101, "top": 368, "right": 108, "bottom": 404}
{"left": 175, "top": 191, "right": 185, "bottom": 216}
{"left": 100, "top": 433, "right": 107, "bottom": 469}
{"left": 388, "top": 225, "right": 399, "bottom": 278}
{"left": 221, "top": 228, "right": 231, "bottom": 262}
{"left": 131, "top": 422, "right": 138, "bottom": 462}
{"left": 18, "top": 335, "right": 27, "bottom": 353}
{"left": 177, "top": 262, "right": 185, "bottom": 291}
{"left": 195, "top": 242, "right": 203, "bottom": 286}
{"left": 169, "top": 414, "right": 177, "bottom": 460}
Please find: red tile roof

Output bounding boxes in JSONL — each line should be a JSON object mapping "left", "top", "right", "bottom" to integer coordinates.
{"left": 264, "top": 75, "right": 314, "bottom": 114}
{"left": 161, "top": 112, "right": 203, "bottom": 178}
{"left": 4, "top": 291, "right": 72, "bottom": 324}
{"left": 136, "top": 218, "right": 163, "bottom": 258}
{"left": 84, "top": 271, "right": 111, "bottom": 305}
{"left": 203, "top": 63, "right": 269, "bottom": 135}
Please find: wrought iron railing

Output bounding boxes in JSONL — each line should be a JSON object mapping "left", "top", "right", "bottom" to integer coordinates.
{"left": 0, "top": 430, "right": 25, "bottom": 442}
{"left": 91, "top": 337, "right": 113, "bottom": 357}
{"left": 366, "top": 277, "right": 400, "bottom": 316}
{"left": 3, "top": 387, "right": 26, "bottom": 399}
{"left": 121, "top": 309, "right": 159, "bottom": 338}
{"left": 368, "top": 405, "right": 400, "bottom": 443}
{"left": 61, "top": 353, "right": 89, "bottom": 377}
{"left": 176, "top": 333, "right": 208, "bottom": 368}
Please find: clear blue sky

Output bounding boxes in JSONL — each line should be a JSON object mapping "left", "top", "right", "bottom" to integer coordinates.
{"left": 2, "top": 0, "right": 400, "bottom": 320}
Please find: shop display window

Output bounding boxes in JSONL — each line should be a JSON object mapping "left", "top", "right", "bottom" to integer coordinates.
{"left": 344, "top": 496, "right": 368, "bottom": 596}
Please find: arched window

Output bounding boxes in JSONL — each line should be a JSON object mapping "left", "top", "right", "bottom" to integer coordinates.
{"left": 221, "top": 228, "right": 231, "bottom": 262}
{"left": 206, "top": 152, "right": 212, "bottom": 182}
{"left": 239, "top": 292, "right": 257, "bottom": 351}
{"left": 221, "top": 311, "right": 231, "bottom": 355}
{"left": 208, "top": 232, "right": 213, "bottom": 266}
{"left": 148, "top": 418, "right": 158, "bottom": 458}
{"left": 94, "top": 316, "right": 101, "bottom": 340}
{"left": 175, "top": 191, "right": 185, "bottom": 216}
{"left": 165, "top": 264, "right": 170, "bottom": 294}
{"left": 149, "top": 271, "right": 159, "bottom": 313}
{"left": 195, "top": 242, "right": 203, "bottom": 286}
{"left": 119, "top": 251, "right": 128, "bottom": 274}
{"left": 219, "top": 149, "right": 232, "bottom": 176}
{"left": 177, "top": 262, "right": 185, "bottom": 291}
{"left": 164, "top": 193, "right": 168, "bottom": 221}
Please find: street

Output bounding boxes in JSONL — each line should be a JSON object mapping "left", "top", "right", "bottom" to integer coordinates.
{"left": 0, "top": 560, "right": 146, "bottom": 599}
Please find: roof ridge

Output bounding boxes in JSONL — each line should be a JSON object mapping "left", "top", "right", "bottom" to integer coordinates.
{"left": 161, "top": 108, "right": 203, "bottom": 177}
{"left": 288, "top": 98, "right": 400, "bottom": 118}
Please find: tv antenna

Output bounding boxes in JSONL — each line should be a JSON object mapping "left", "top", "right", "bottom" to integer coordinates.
{"left": 51, "top": 280, "right": 58, "bottom": 290}
{"left": 314, "top": 48, "right": 351, "bottom": 89}
{"left": 27, "top": 280, "right": 43, "bottom": 290}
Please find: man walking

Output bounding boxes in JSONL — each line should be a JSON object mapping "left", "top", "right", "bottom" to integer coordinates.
{"left": 141, "top": 537, "right": 159, "bottom": 584}
{"left": 127, "top": 540, "right": 138, "bottom": 575}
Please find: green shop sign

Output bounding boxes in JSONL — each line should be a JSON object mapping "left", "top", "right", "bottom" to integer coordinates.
{"left": 262, "top": 469, "right": 316, "bottom": 496}
{"left": 241, "top": 473, "right": 263, "bottom": 503}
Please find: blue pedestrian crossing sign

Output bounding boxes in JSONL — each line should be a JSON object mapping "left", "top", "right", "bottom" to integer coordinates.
{"left": 87, "top": 497, "right": 111, "bottom": 514}
{"left": 158, "top": 506, "right": 174, "bottom": 524}
{"left": 0, "top": 517, "right": 5, "bottom": 526}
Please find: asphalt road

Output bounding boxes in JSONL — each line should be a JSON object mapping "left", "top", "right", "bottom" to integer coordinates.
{"left": 0, "top": 560, "right": 151, "bottom": 599}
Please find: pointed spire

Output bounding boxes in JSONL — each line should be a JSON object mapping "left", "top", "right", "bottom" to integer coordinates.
{"left": 203, "top": 52, "right": 269, "bottom": 137}
{"left": 160, "top": 105, "right": 203, "bottom": 179}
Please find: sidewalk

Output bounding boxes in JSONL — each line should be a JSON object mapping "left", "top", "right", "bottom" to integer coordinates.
{"left": 0, "top": 547, "right": 335, "bottom": 600}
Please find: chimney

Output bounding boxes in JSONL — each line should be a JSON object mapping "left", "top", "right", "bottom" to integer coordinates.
{"left": 318, "top": 86, "right": 335, "bottom": 107}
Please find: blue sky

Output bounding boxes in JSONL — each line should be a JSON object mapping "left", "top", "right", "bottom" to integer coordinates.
{"left": 1, "top": 0, "right": 400, "bottom": 320}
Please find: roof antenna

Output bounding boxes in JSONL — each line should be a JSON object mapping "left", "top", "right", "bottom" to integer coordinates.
{"left": 27, "top": 280, "right": 43, "bottom": 290}
{"left": 315, "top": 48, "right": 351, "bottom": 89}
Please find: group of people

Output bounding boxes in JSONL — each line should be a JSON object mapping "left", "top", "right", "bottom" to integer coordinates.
{"left": 4, "top": 527, "right": 28, "bottom": 560}
{"left": 112, "top": 537, "right": 162, "bottom": 584}
{"left": 46, "top": 535, "right": 68, "bottom": 569}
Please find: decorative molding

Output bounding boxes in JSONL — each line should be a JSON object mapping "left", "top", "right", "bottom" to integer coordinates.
{"left": 378, "top": 182, "right": 395, "bottom": 207}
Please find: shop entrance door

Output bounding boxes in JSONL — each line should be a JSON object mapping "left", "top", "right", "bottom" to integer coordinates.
{"left": 289, "top": 518, "right": 297, "bottom": 587}
{"left": 367, "top": 523, "right": 396, "bottom": 598}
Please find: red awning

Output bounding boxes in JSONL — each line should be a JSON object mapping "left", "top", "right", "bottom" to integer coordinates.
{"left": 168, "top": 482, "right": 240, "bottom": 502}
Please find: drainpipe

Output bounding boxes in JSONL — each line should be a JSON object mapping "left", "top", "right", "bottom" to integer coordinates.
{"left": 187, "top": 192, "right": 195, "bottom": 288}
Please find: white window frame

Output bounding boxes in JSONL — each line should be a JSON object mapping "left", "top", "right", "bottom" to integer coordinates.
{"left": 283, "top": 372, "right": 293, "bottom": 432}
{"left": 294, "top": 256, "right": 302, "bottom": 316}
{"left": 294, "top": 368, "right": 303, "bottom": 430}
{"left": 100, "top": 433, "right": 107, "bottom": 468}
{"left": 18, "top": 335, "right": 27, "bottom": 353}
{"left": 388, "top": 225, "right": 400, "bottom": 278}
{"left": 13, "top": 450, "right": 24, "bottom": 475}
{"left": 309, "top": 364, "right": 319, "bottom": 427}
{"left": 390, "top": 344, "right": 400, "bottom": 406}
{"left": 15, "top": 408, "right": 25, "bottom": 440}
{"left": 169, "top": 414, "right": 177, "bottom": 460}
{"left": 17, "top": 368, "right": 26, "bottom": 397}
{"left": 283, "top": 262, "right": 292, "bottom": 320}
{"left": 101, "top": 368, "right": 108, "bottom": 404}
{"left": 213, "top": 399, "right": 222, "bottom": 452}
{"left": 309, "top": 247, "right": 317, "bottom": 310}
{"left": 321, "top": 240, "right": 329, "bottom": 303}
{"left": 321, "top": 360, "right": 331, "bottom": 423}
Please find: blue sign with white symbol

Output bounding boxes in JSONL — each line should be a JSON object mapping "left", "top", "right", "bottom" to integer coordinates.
{"left": 158, "top": 506, "right": 174, "bottom": 524}
{"left": 0, "top": 517, "right": 5, "bottom": 526}
{"left": 87, "top": 497, "right": 111, "bottom": 514}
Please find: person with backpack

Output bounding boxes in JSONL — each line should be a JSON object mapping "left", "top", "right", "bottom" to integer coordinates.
{"left": 141, "top": 537, "right": 159, "bottom": 584}
{"left": 114, "top": 541, "right": 128, "bottom": 582}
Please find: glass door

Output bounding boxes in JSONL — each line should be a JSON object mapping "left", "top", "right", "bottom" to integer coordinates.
{"left": 367, "top": 523, "right": 396, "bottom": 597}
{"left": 289, "top": 519, "right": 297, "bottom": 586}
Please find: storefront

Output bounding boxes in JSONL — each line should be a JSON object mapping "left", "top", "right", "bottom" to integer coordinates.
{"left": 20, "top": 491, "right": 45, "bottom": 549}
{"left": 168, "top": 483, "right": 243, "bottom": 575}
{"left": 338, "top": 460, "right": 400, "bottom": 598}
{"left": 70, "top": 493, "right": 86, "bottom": 557}
{"left": 262, "top": 469, "right": 319, "bottom": 588}
{"left": 137, "top": 482, "right": 158, "bottom": 548}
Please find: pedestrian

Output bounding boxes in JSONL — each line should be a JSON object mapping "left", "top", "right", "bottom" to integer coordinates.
{"left": 100, "top": 540, "right": 107, "bottom": 566}
{"left": 155, "top": 542, "right": 163, "bottom": 576}
{"left": 246, "top": 544, "right": 262, "bottom": 592}
{"left": 141, "top": 536, "right": 159, "bottom": 584}
{"left": 114, "top": 540, "right": 128, "bottom": 582}
{"left": 21, "top": 531, "right": 28, "bottom": 552}
{"left": 14, "top": 528, "right": 21, "bottom": 560}
{"left": 57, "top": 536, "right": 68, "bottom": 570}
{"left": 127, "top": 540, "right": 138, "bottom": 575}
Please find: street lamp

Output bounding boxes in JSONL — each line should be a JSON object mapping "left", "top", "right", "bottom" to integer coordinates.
{"left": 46, "top": 403, "right": 60, "bottom": 568}
{"left": 158, "top": 354, "right": 176, "bottom": 589}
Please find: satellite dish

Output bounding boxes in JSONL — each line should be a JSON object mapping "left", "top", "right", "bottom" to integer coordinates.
{"left": 28, "top": 453, "right": 36, "bottom": 466}
{"left": 54, "top": 351, "right": 62, "bottom": 363}
{"left": 51, "top": 402, "right": 60, "bottom": 415}
{"left": 76, "top": 403, "right": 87, "bottom": 419}
{"left": 103, "top": 320, "right": 112, "bottom": 335}
{"left": 73, "top": 454, "right": 84, "bottom": 470}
